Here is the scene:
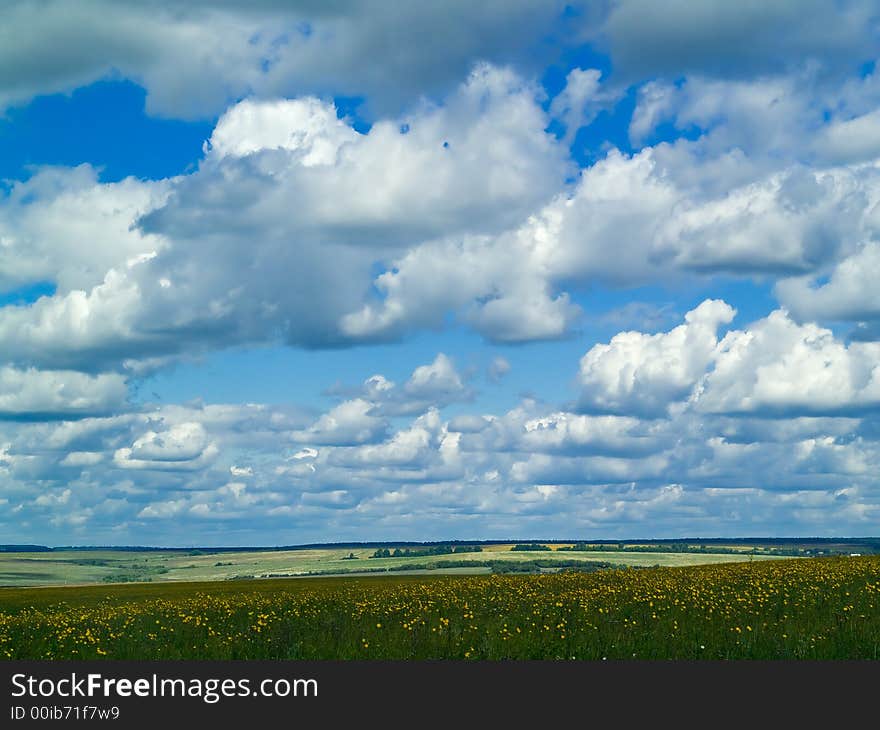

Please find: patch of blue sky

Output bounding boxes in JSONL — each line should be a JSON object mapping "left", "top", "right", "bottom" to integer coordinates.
{"left": 0, "top": 80, "right": 213, "bottom": 183}
{"left": 128, "top": 259, "right": 783, "bottom": 422}
{"left": 333, "top": 95, "right": 372, "bottom": 134}
{"left": 133, "top": 319, "right": 588, "bottom": 418}
{"left": 0, "top": 280, "right": 56, "bottom": 306}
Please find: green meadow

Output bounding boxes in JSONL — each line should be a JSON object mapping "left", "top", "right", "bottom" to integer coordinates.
{"left": 1, "top": 556, "right": 878, "bottom": 660}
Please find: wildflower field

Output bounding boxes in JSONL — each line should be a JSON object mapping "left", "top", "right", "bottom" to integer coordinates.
{"left": 1, "top": 556, "right": 878, "bottom": 660}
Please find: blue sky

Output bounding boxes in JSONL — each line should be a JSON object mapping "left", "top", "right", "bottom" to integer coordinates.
{"left": 2, "top": 1, "right": 880, "bottom": 546}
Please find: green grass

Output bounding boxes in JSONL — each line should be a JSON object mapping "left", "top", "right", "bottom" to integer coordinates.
{"left": 0, "top": 546, "right": 793, "bottom": 587}
{"left": 1, "top": 556, "right": 878, "bottom": 660}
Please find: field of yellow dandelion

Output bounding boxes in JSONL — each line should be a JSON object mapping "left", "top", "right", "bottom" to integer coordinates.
{"left": 1, "top": 556, "right": 878, "bottom": 660}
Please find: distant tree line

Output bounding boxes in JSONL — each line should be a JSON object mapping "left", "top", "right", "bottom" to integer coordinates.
{"left": 510, "top": 544, "right": 552, "bottom": 552}
{"left": 556, "top": 542, "right": 817, "bottom": 556}
{"left": 489, "top": 559, "right": 617, "bottom": 573}
{"left": 370, "top": 545, "right": 483, "bottom": 558}
{"left": 249, "top": 558, "right": 624, "bottom": 578}
{"left": 0, "top": 545, "right": 52, "bottom": 552}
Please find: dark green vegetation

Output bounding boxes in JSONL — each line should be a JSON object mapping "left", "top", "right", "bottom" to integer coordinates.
{"left": 369, "top": 545, "right": 483, "bottom": 558}
{"left": 1, "top": 556, "right": 878, "bottom": 660}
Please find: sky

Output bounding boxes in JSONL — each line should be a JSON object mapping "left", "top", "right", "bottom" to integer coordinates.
{"left": 1, "top": 1, "right": 880, "bottom": 546}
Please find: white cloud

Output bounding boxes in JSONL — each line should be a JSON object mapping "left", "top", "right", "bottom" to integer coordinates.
{"left": 0, "top": 165, "right": 169, "bottom": 295}
{"left": 59, "top": 451, "right": 105, "bottom": 467}
{"left": 630, "top": 75, "right": 815, "bottom": 157}
{"left": 655, "top": 164, "right": 869, "bottom": 274}
{"left": 694, "top": 310, "right": 880, "bottom": 416}
{"left": 0, "top": 265, "right": 150, "bottom": 371}
{"left": 0, "top": 66, "right": 572, "bottom": 370}
{"left": 518, "top": 413, "right": 671, "bottom": 458}
{"left": 34, "top": 488, "right": 71, "bottom": 507}
{"left": 290, "top": 399, "right": 386, "bottom": 446}
{"left": 330, "top": 410, "right": 444, "bottom": 469}
{"left": 509, "top": 451, "right": 672, "bottom": 486}
{"left": 0, "top": 366, "right": 128, "bottom": 419}
{"left": 404, "top": 354, "right": 467, "bottom": 401}
{"left": 7, "top": 68, "right": 879, "bottom": 369}
{"left": 447, "top": 414, "right": 492, "bottom": 433}
{"left": 138, "top": 499, "right": 187, "bottom": 519}
{"left": 1, "top": 382, "right": 878, "bottom": 543}
{"left": 575, "top": 300, "right": 880, "bottom": 419}
{"left": 290, "top": 447, "right": 318, "bottom": 460}
{"left": 329, "top": 354, "right": 472, "bottom": 417}
{"left": 776, "top": 242, "right": 880, "bottom": 326}
{"left": 815, "top": 109, "right": 880, "bottom": 164}
{"left": 457, "top": 402, "right": 671, "bottom": 459}
{"left": 206, "top": 97, "right": 358, "bottom": 163}
{"left": 347, "top": 143, "right": 880, "bottom": 344}
{"left": 340, "top": 227, "right": 581, "bottom": 343}
{"left": 548, "top": 68, "right": 621, "bottom": 144}
{"left": 577, "top": 299, "right": 735, "bottom": 416}
{"left": 629, "top": 81, "right": 677, "bottom": 144}
{"left": 114, "top": 421, "right": 219, "bottom": 470}
{"left": 5, "top": 9, "right": 880, "bottom": 544}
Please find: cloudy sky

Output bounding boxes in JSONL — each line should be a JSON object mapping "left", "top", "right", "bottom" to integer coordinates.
{"left": 2, "top": 1, "right": 880, "bottom": 546}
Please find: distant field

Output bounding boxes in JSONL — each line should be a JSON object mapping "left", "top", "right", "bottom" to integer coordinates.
{"left": 0, "top": 546, "right": 794, "bottom": 587}
{"left": 1, "top": 556, "right": 878, "bottom": 660}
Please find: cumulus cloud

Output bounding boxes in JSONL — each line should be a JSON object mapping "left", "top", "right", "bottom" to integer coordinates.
{"left": 0, "top": 366, "right": 128, "bottom": 419}
{"left": 548, "top": 68, "right": 622, "bottom": 144}
{"left": 447, "top": 414, "right": 492, "bottom": 433}
{"left": 7, "top": 66, "right": 879, "bottom": 370}
{"left": 0, "top": 378, "right": 878, "bottom": 543}
{"left": 577, "top": 299, "right": 735, "bottom": 416}
{"left": 601, "top": 0, "right": 879, "bottom": 80}
{"left": 205, "top": 97, "right": 359, "bottom": 162}
{"left": 0, "top": 66, "right": 573, "bottom": 371}
{"left": 0, "top": 0, "right": 574, "bottom": 118}
{"left": 350, "top": 143, "right": 880, "bottom": 344}
{"left": 59, "top": 451, "right": 105, "bottom": 467}
{"left": 459, "top": 407, "right": 672, "bottom": 460}
{"left": 694, "top": 311, "right": 880, "bottom": 416}
{"left": 114, "top": 421, "right": 219, "bottom": 470}
{"left": 404, "top": 354, "right": 467, "bottom": 401}
{"left": 290, "top": 399, "right": 387, "bottom": 446}
{"left": 3, "top": 0, "right": 874, "bottom": 124}
{"left": 5, "top": 6, "right": 880, "bottom": 544}
{"left": 518, "top": 413, "right": 670, "bottom": 458}
{"left": 321, "top": 354, "right": 472, "bottom": 419}
{"left": 776, "top": 242, "right": 880, "bottom": 327}
{"left": 815, "top": 109, "right": 880, "bottom": 165}
{"left": 290, "top": 447, "right": 318, "bottom": 461}
{"left": 329, "top": 410, "right": 446, "bottom": 469}
{"left": 575, "top": 300, "right": 880, "bottom": 419}
{"left": 629, "top": 74, "right": 830, "bottom": 165}
{"left": 0, "top": 165, "right": 169, "bottom": 295}
{"left": 339, "top": 220, "right": 582, "bottom": 342}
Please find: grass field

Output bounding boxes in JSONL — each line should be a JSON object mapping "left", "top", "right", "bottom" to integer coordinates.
{"left": 0, "top": 546, "right": 793, "bottom": 587}
{"left": 1, "top": 555, "right": 877, "bottom": 659}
